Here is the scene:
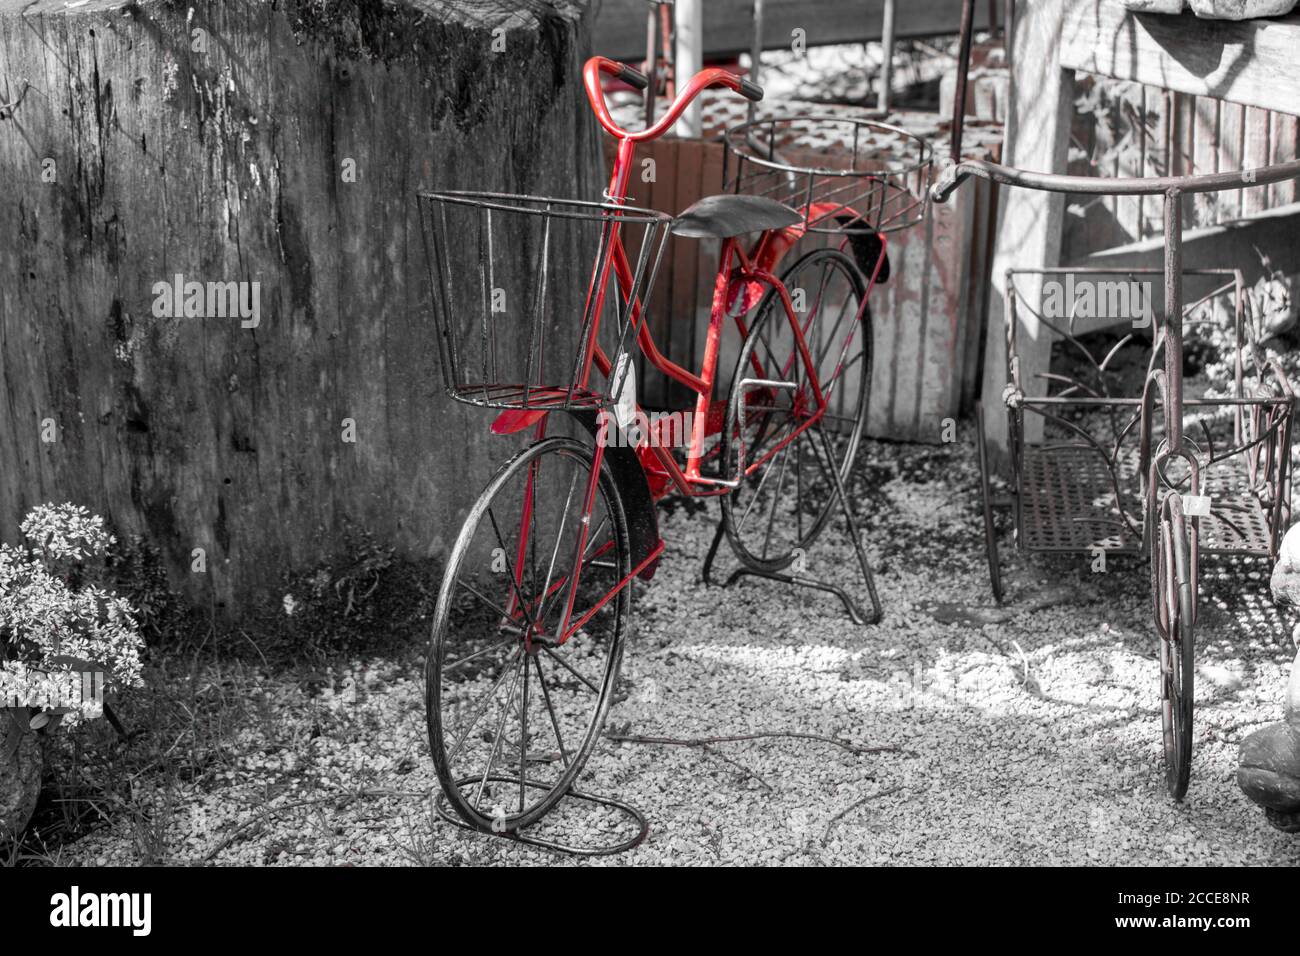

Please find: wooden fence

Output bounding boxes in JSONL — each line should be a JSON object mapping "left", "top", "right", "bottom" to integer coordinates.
{"left": 1064, "top": 78, "right": 1300, "bottom": 260}
{"left": 606, "top": 113, "right": 1002, "bottom": 442}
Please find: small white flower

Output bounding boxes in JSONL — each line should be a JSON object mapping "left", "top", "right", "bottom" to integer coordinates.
{"left": 2, "top": 503, "right": 146, "bottom": 726}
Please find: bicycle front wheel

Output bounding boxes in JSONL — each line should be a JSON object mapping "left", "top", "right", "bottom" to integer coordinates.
{"left": 1153, "top": 494, "right": 1195, "bottom": 801}
{"left": 426, "top": 437, "right": 631, "bottom": 832}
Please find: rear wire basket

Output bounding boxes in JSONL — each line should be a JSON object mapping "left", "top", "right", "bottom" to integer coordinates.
{"left": 723, "top": 116, "right": 933, "bottom": 235}
{"left": 419, "top": 191, "right": 672, "bottom": 411}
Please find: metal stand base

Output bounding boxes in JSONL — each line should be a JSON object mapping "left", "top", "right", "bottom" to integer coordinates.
{"left": 701, "top": 428, "right": 882, "bottom": 625}
{"left": 434, "top": 776, "right": 650, "bottom": 856}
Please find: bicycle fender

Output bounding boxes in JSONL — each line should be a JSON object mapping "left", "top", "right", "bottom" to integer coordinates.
{"left": 491, "top": 408, "right": 548, "bottom": 435}
{"left": 841, "top": 226, "right": 891, "bottom": 283}
{"left": 565, "top": 410, "right": 662, "bottom": 582}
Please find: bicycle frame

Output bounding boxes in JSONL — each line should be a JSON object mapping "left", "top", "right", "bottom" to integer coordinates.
{"left": 501, "top": 56, "right": 886, "bottom": 647}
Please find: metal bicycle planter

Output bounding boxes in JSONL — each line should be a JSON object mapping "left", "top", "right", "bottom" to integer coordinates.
{"left": 699, "top": 114, "right": 933, "bottom": 613}
{"left": 419, "top": 57, "right": 933, "bottom": 852}
{"left": 933, "top": 156, "right": 1300, "bottom": 800}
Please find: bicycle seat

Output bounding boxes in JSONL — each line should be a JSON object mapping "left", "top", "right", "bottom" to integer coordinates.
{"left": 671, "top": 194, "right": 803, "bottom": 239}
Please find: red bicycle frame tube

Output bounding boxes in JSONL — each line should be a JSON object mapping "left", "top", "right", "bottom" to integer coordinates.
{"left": 522, "top": 57, "right": 881, "bottom": 644}
{"left": 584, "top": 57, "right": 755, "bottom": 144}
{"left": 578, "top": 56, "right": 759, "bottom": 398}
{"left": 517, "top": 61, "right": 754, "bottom": 643}
{"left": 716, "top": 246, "right": 828, "bottom": 480}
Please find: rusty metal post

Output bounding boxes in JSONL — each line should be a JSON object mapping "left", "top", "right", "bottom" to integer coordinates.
{"left": 644, "top": 2, "right": 659, "bottom": 128}
{"left": 951, "top": 0, "right": 976, "bottom": 164}
{"left": 747, "top": 0, "right": 764, "bottom": 126}
{"left": 877, "top": 0, "right": 896, "bottom": 114}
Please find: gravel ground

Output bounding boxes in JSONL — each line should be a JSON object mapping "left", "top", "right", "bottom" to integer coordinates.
{"left": 53, "top": 432, "right": 1300, "bottom": 866}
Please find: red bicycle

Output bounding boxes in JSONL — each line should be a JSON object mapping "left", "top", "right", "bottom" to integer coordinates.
{"left": 419, "top": 57, "right": 930, "bottom": 847}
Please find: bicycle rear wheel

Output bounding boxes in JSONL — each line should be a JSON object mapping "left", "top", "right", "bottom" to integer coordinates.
{"left": 426, "top": 437, "right": 631, "bottom": 832}
{"left": 720, "top": 247, "right": 870, "bottom": 571}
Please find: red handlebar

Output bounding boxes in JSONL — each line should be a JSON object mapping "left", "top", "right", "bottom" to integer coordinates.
{"left": 583, "top": 56, "right": 762, "bottom": 142}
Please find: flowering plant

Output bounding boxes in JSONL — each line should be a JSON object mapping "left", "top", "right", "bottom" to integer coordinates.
{"left": 0, "top": 504, "right": 145, "bottom": 730}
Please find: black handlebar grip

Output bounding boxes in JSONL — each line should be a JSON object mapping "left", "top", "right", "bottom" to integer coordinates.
{"left": 738, "top": 77, "right": 764, "bottom": 102}
{"left": 618, "top": 63, "right": 650, "bottom": 91}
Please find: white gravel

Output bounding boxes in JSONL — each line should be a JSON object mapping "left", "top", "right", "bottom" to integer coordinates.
{"left": 55, "top": 435, "right": 1300, "bottom": 866}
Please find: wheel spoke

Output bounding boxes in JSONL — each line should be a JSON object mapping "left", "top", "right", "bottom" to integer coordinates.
{"left": 781, "top": 264, "right": 833, "bottom": 380}
{"left": 537, "top": 512, "right": 611, "bottom": 634}
{"left": 815, "top": 281, "right": 858, "bottom": 372}
{"left": 737, "top": 439, "right": 789, "bottom": 535}
{"left": 816, "top": 283, "right": 857, "bottom": 374}
{"left": 821, "top": 345, "right": 866, "bottom": 405}
{"left": 528, "top": 458, "right": 541, "bottom": 614}
{"left": 796, "top": 432, "right": 805, "bottom": 542}
{"left": 760, "top": 437, "right": 794, "bottom": 559}
{"left": 518, "top": 646, "right": 531, "bottom": 812}
{"left": 472, "top": 654, "right": 524, "bottom": 811}
{"left": 536, "top": 468, "right": 582, "bottom": 629}
{"left": 446, "top": 646, "right": 523, "bottom": 765}
{"left": 444, "top": 635, "right": 515, "bottom": 674}
{"left": 487, "top": 507, "right": 541, "bottom": 635}
{"left": 455, "top": 580, "right": 523, "bottom": 631}
{"left": 541, "top": 645, "right": 601, "bottom": 695}
{"left": 534, "top": 653, "right": 571, "bottom": 768}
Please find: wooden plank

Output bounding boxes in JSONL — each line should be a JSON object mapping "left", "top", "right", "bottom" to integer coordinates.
{"left": 1059, "top": 4, "right": 1300, "bottom": 117}
{"left": 1170, "top": 91, "right": 1197, "bottom": 232}
{"left": 1191, "top": 95, "right": 1221, "bottom": 226}
{"left": 0, "top": 0, "right": 602, "bottom": 610}
{"left": 1113, "top": 79, "right": 1146, "bottom": 243}
{"left": 1271, "top": 112, "right": 1299, "bottom": 208}
{"left": 1243, "top": 106, "right": 1273, "bottom": 217}
{"left": 870, "top": 235, "right": 901, "bottom": 436}
{"left": 593, "top": 0, "right": 995, "bottom": 61}
{"left": 1139, "top": 85, "right": 1169, "bottom": 240}
{"left": 920, "top": 177, "right": 968, "bottom": 432}
{"left": 1061, "top": 77, "right": 1096, "bottom": 263}
{"left": 1218, "top": 100, "right": 1246, "bottom": 221}
{"left": 981, "top": 0, "right": 1076, "bottom": 458}
{"left": 893, "top": 208, "right": 928, "bottom": 437}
